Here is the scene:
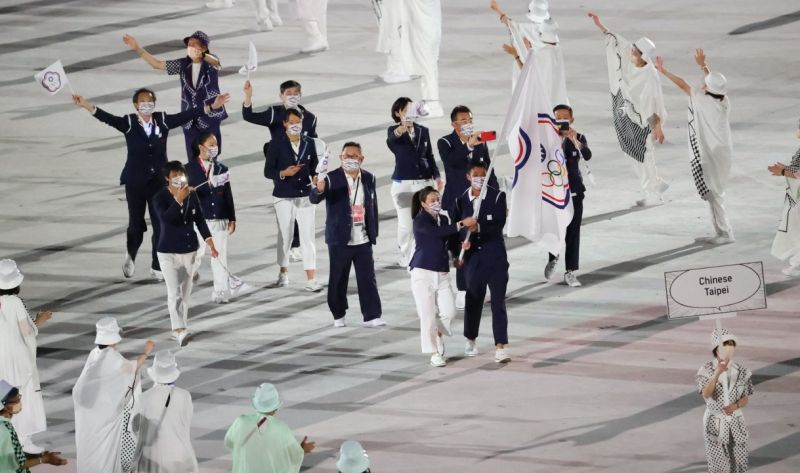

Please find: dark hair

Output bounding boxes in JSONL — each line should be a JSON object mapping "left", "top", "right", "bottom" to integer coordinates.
{"left": 341, "top": 141, "right": 362, "bottom": 151}
{"left": 705, "top": 91, "right": 725, "bottom": 101}
{"left": 283, "top": 108, "right": 304, "bottom": 122}
{"left": 191, "top": 132, "right": 217, "bottom": 158}
{"left": 0, "top": 286, "right": 20, "bottom": 296}
{"left": 97, "top": 345, "right": 109, "bottom": 350}
{"left": 280, "top": 80, "right": 302, "bottom": 94}
{"left": 553, "top": 104, "right": 573, "bottom": 117}
{"left": 450, "top": 105, "right": 472, "bottom": 122}
{"left": 1, "top": 387, "right": 19, "bottom": 406}
{"left": 391, "top": 97, "right": 413, "bottom": 123}
{"left": 411, "top": 186, "right": 439, "bottom": 219}
{"left": 711, "top": 340, "right": 736, "bottom": 357}
{"left": 162, "top": 160, "right": 186, "bottom": 178}
{"left": 132, "top": 88, "right": 156, "bottom": 104}
{"left": 468, "top": 161, "right": 488, "bottom": 173}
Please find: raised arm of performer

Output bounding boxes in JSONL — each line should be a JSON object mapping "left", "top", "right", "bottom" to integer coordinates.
{"left": 588, "top": 12, "right": 609, "bottom": 34}
{"left": 123, "top": 34, "right": 221, "bottom": 70}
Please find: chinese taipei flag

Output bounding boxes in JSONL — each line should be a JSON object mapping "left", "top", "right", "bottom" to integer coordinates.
{"left": 34, "top": 60, "right": 71, "bottom": 96}
{"left": 503, "top": 50, "right": 573, "bottom": 256}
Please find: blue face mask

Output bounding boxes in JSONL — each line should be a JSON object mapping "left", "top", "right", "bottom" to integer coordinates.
{"left": 428, "top": 201, "right": 442, "bottom": 214}
{"left": 470, "top": 176, "right": 486, "bottom": 190}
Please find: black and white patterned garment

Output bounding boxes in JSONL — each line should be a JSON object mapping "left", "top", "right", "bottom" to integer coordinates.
{"left": 786, "top": 147, "right": 800, "bottom": 211}
{"left": 696, "top": 361, "right": 754, "bottom": 473}
{"left": 0, "top": 418, "right": 30, "bottom": 473}
{"left": 606, "top": 33, "right": 651, "bottom": 164}
{"left": 688, "top": 104, "right": 711, "bottom": 199}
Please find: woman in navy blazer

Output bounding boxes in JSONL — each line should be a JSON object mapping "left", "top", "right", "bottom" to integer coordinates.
{"left": 408, "top": 186, "right": 476, "bottom": 367}
{"left": 186, "top": 132, "right": 237, "bottom": 304}
{"left": 387, "top": 97, "right": 443, "bottom": 267}
{"left": 264, "top": 108, "right": 322, "bottom": 292}
{"left": 153, "top": 161, "right": 218, "bottom": 347}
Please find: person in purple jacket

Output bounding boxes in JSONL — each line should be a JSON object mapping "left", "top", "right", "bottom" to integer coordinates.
{"left": 408, "top": 186, "right": 476, "bottom": 367}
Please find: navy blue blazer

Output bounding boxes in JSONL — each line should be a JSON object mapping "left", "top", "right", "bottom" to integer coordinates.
{"left": 185, "top": 159, "right": 236, "bottom": 221}
{"left": 451, "top": 186, "right": 507, "bottom": 257}
{"left": 562, "top": 133, "right": 592, "bottom": 196}
{"left": 309, "top": 168, "right": 379, "bottom": 246}
{"left": 153, "top": 187, "right": 212, "bottom": 254}
{"left": 166, "top": 57, "right": 227, "bottom": 129}
{"left": 264, "top": 133, "right": 319, "bottom": 198}
{"left": 92, "top": 107, "right": 204, "bottom": 187}
{"left": 386, "top": 124, "right": 440, "bottom": 181}
{"left": 437, "top": 131, "right": 494, "bottom": 211}
{"left": 409, "top": 211, "right": 459, "bottom": 273}
{"left": 243, "top": 103, "right": 318, "bottom": 139}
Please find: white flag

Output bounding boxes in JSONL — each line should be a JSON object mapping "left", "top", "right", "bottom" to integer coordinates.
{"left": 503, "top": 50, "right": 573, "bottom": 256}
{"left": 238, "top": 42, "right": 258, "bottom": 76}
{"left": 34, "top": 60, "right": 70, "bottom": 96}
{"left": 313, "top": 138, "right": 331, "bottom": 176}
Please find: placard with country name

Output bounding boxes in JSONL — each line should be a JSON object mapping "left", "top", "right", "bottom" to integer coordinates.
{"left": 665, "top": 261, "right": 766, "bottom": 319}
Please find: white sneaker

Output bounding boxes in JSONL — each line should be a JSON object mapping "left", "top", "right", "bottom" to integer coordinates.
{"left": 205, "top": 0, "right": 234, "bottom": 8}
{"left": 455, "top": 290, "right": 466, "bottom": 310}
{"left": 289, "top": 247, "right": 302, "bottom": 263}
{"left": 212, "top": 290, "right": 229, "bottom": 304}
{"left": 423, "top": 100, "right": 444, "bottom": 118}
{"left": 544, "top": 256, "right": 558, "bottom": 280}
{"left": 636, "top": 195, "right": 665, "bottom": 207}
{"left": 436, "top": 335, "right": 445, "bottom": 356}
{"left": 20, "top": 437, "right": 44, "bottom": 454}
{"left": 301, "top": 37, "right": 329, "bottom": 54}
{"left": 276, "top": 272, "right": 289, "bottom": 287}
{"left": 268, "top": 12, "right": 283, "bottom": 26}
{"left": 782, "top": 266, "right": 800, "bottom": 277}
{"left": 150, "top": 269, "right": 164, "bottom": 281}
{"left": 333, "top": 318, "right": 346, "bottom": 327}
{"left": 495, "top": 347, "right": 511, "bottom": 363}
{"left": 711, "top": 234, "right": 735, "bottom": 245}
{"left": 175, "top": 330, "right": 192, "bottom": 347}
{"left": 464, "top": 340, "right": 479, "bottom": 357}
{"left": 380, "top": 71, "right": 412, "bottom": 83}
{"left": 430, "top": 353, "right": 447, "bottom": 367}
{"left": 122, "top": 254, "right": 135, "bottom": 278}
{"left": 564, "top": 271, "right": 582, "bottom": 287}
{"left": 305, "top": 279, "right": 323, "bottom": 292}
{"left": 257, "top": 17, "right": 274, "bottom": 31}
{"left": 364, "top": 318, "right": 387, "bottom": 327}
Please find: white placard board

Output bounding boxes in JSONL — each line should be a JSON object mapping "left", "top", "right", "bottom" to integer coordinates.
{"left": 665, "top": 261, "right": 766, "bottom": 320}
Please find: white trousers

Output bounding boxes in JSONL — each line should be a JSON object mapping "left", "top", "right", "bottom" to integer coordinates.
{"left": 391, "top": 179, "right": 433, "bottom": 266}
{"left": 157, "top": 252, "right": 196, "bottom": 331}
{"left": 707, "top": 192, "right": 734, "bottom": 239}
{"left": 410, "top": 268, "right": 455, "bottom": 354}
{"left": 252, "top": 0, "right": 277, "bottom": 20}
{"left": 274, "top": 196, "right": 317, "bottom": 270}
{"left": 296, "top": 0, "right": 328, "bottom": 41}
{"left": 632, "top": 137, "right": 667, "bottom": 196}
{"left": 194, "top": 219, "right": 230, "bottom": 296}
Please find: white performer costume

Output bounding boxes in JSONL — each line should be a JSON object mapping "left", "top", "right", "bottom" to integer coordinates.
{"left": 771, "top": 146, "right": 800, "bottom": 273}
{"left": 509, "top": 17, "right": 569, "bottom": 106}
{"left": 292, "top": 0, "right": 329, "bottom": 53}
{"left": 205, "top": 0, "right": 283, "bottom": 32}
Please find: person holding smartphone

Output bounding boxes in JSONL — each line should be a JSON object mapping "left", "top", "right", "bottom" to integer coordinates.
{"left": 544, "top": 104, "right": 592, "bottom": 287}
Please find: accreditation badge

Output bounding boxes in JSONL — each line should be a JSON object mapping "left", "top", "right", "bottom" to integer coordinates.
{"left": 352, "top": 204, "right": 365, "bottom": 226}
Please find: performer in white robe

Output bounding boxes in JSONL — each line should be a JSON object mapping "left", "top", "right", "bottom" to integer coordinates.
{"left": 589, "top": 12, "right": 669, "bottom": 206}
{"left": 376, "top": 0, "right": 444, "bottom": 117}
{"left": 655, "top": 49, "right": 734, "bottom": 243}
{"left": 0, "top": 260, "right": 51, "bottom": 454}
{"left": 136, "top": 350, "right": 198, "bottom": 473}
{"left": 205, "top": 0, "right": 282, "bottom": 32}
{"left": 73, "top": 318, "right": 154, "bottom": 473}
{"left": 768, "top": 123, "right": 800, "bottom": 276}
{"left": 293, "top": 0, "right": 329, "bottom": 53}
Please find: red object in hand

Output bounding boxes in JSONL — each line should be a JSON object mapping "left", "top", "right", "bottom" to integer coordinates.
{"left": 480, "top": 131, "right": 497, "bottom": 142}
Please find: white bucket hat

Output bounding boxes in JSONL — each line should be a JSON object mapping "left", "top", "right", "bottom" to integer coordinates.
{"left": 0, "top": 380, "right": 15, "bottom": 406}
{"left": 539, "top": 18, "right": 559, "bottom": 44}
{"left": 711, "top": 328, "right": 738, "bottom": 349}
{"left": 252, "top": 383, "right": 282, "bottom": 413}
{"left": 336, "top": 440, "right": 370, "bottom": 473}
{"left": 147, "top": 350, "right": 181, "bottom": 384}
{"left": 527, "top": 0, "right": 550, "bottom": 23}
{"left": 704, "top": 71, "right": 727, "bottom": 95}
{"left": 633, "top": 37, "right": 656, "bottom": 63}
{"left": 0, "top": 259, "right": 23, "bottom": 290}
{"left": 94, "top": 317, "right": 122, "bottom": 345}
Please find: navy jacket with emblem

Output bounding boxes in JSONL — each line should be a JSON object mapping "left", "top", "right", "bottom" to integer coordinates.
{"left": 91, "top": 107, "right": 205, "bottom": 187}
{"left": 386, "top": 123, "right": 440, "bottom": 181}
{"left": 437, "top": 130, "right": 494, "bottom": 211}
{"left": 309, "top": 167, "right": 379, "bottom": 246}
{"left": 242, "top": 103, "right": 318, "bottom": 139}
{"left": 165, "top": 56, "right": 227, "bottom": 129}
{"left": 264, "top": 133, "right": 319, "bottom": 198}
{"left": 562, "top": 133, "right": 592, "bottom": 196}
{"left": 409, "top": 211, "right": 459, "bottom": 273}
{"left": 185, "top": 159, "right": 236, "bottom": 221}
{"left": 451, "top": 186, "right": 507, "bottom": 258}
{"left": 153, "top": 187, "right": 212, "bottom": 254}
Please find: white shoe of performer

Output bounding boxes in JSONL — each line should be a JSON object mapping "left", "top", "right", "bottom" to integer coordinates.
{"left": 305, "top": 279, "right": 323, "bottom": 292}
{"left": 495, "top": 347, "right": 511, "bottom": 363}
{"left": 276, "top": 271, "right": 289, "bottom": 287}
{"left": 564, "top": 271, "right": 582, "bottom": 287}
{"left": 430, "top": 353, "right": 446, "bottom": 367}
{"left": 150, "top": 269, "right": 164, "bottom": 282}
{"left": 464, "top": 340, "right": 479, "bottom": 357}
{"left": 123, "top": 253, "right": 135, "bottom": 278}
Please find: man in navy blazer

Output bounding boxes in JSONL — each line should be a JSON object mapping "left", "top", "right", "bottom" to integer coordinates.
{"left": 73, "top": 88, "right": 229, "bottom": 281}
{"left": 310, "top": 142, "right": 384, "bottom": 327}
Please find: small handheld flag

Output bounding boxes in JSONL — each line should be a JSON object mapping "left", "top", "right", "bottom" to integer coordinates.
{"left": 34, "top": 60, "right": 73, "bottom": 96}
{"left": 238, "top": 42, "right": 258, "bottom": 80}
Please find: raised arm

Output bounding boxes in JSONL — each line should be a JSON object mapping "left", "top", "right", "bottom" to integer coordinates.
{"left": 654, "top": 56, "right": 691, "bottom": 96}
{"left": 123, "top": 34, "right": 166, "bottom": 70}
{"left": 73, "top": 95, "right": 130, "bottom": 133}
{"left": 695, "top": 48, "right": 710, "bottom": 77}
{"left": 490, "top": 0, "right": 510, "bottom": 25}
{"left": 587, "top": 12, "right": 609, "bottom": 34}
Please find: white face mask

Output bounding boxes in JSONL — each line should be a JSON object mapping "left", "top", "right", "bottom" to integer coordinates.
{"left": 138, "top": 102, "right": 155, "bottom": 116}
{"left": 470, "top": 176, "right": 486, "bottom": 190}
{"left": 284, "top": 95, "right": 301, "bottom": 108}
{"left": 205, "top": 146, "right": 219, "bottom": 160}
{"left": 427, "top": 201, "right": 442, "bottom": 214}
{"left": 170, "top": 176, "right": 187, "bottom": 189}
{"left": 342, "top": 159, "right": 360, "bottom": 172}
{"left": 460, "top": 123, "right": 474, "bottom": 137}
{"left": 187, "top": 46, "right": 203, "bottom": 60}
{"left": 287, "top": 123, "right": 302, "bottom": 136}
